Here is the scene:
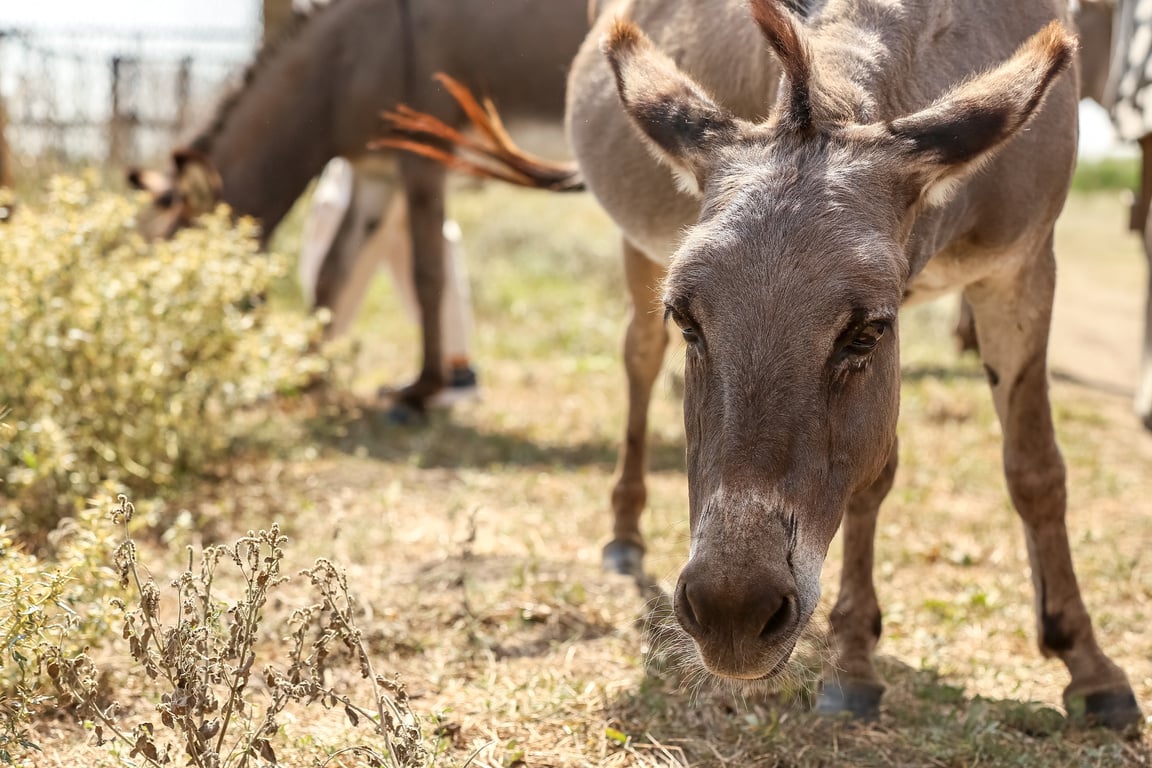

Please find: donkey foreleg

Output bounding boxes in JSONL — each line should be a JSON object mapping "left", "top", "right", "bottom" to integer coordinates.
{"left": 968, "top": 247, "right": 1141, "bottom": 731}
{"left": 605, "top": 238, "right": 669, "bottom": 577}
{"left": 395, "top": 156, "right": 448, "bottom": 411}
{"left": 816, "top": 442, "right": 897, "bottom": 721}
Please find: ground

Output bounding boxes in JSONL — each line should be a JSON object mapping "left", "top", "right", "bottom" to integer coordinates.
{"left": 24, "top": 182, "right": 1152, "bottom": 767}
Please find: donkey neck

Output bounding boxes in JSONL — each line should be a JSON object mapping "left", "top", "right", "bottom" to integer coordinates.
{"left": 187, "top": 0, "right": 407, "bottom": 237}
{"left": 804, "top": 0, "right": 1066, "bottom": 125}
{"left": 420, "top": 0, "right": 588, "bottom": 122}
{"left": 802, "top": 0, "right": 952, "bottom": 124}
{"left": 187, "top": 0, "right": 587, "bottom": 239}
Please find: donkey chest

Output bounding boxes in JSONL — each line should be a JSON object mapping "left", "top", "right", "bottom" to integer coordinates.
{"left": 902, "top": 246, "right": 1010, "bottom": 307}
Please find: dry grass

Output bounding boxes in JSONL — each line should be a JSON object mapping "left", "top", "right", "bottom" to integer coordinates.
{"left": 27, "top": 183, "right": 1152, "bottom": 767}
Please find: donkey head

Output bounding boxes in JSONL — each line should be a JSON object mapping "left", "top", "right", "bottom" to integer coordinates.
{"left": 606, "top": 3, "right": 1074, "bottom": 681}
{"left": 127, "top": 149, "right": 222, "bottom": 240}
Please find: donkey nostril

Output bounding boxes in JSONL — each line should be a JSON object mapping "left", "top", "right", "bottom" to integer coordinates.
{"left": 759, "top": 594, "right": 795, "bottom": 643}
{"left": 675, "top": 581, "right": 704, "bottom": 636}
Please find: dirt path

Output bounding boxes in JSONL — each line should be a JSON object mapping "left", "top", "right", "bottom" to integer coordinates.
{"left": 1050, "top": 194, "right": 1147, "bottom": 404}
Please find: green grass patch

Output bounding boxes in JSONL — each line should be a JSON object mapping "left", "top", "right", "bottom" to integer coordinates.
{"left": 1072, "top": 155, "right": 1140, "bottom": 194}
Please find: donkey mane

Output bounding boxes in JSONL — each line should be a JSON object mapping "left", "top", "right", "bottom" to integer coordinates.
{"left": 780, "top": 0, "right": 816, "bottom": 18}
{"left": 777, "top": 0, "right": 953, "bottom": 126}
{"left": 188, "top": 0, "right": 352, "bottom": 154}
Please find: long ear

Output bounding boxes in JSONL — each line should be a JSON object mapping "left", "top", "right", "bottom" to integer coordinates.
{"left": 884, "top": 21, "right": 1077, "bottom": 207}
{"left": 172, "top": 149, "right": 223, "bottom": 213}
{"left": 749, "top": 0, "right": 813, "bottom": 130}
{"left": 602, "top": 18, "right": 742, "bottom": 196}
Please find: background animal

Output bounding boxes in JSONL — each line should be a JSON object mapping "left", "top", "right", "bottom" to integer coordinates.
{"left": 129, "top": 0, "right": 589, "bottom": 410}
{"left": 298, "top": 154, "right": 480, "bottom": 406}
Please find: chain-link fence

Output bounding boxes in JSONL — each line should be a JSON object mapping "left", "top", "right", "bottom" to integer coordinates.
{"left": 0, "top": 25, "right": 258, "bottom": 173}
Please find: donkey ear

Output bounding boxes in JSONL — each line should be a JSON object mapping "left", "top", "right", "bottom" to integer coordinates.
{"left": 749, "top": 0, "right": 813, "bottom": 130}
{"left": 884, "top": 21, "right": 1077, "bottom": 207}
{"left": 172, "top": 149, "right": 222, "bottom": 213}
{"left": 602, "top": 18, "right": 742, "bottom": 196}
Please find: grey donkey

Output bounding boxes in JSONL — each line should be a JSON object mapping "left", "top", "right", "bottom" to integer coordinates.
{"left": 383, "top": 0, "right": 1143, "bottom": 729}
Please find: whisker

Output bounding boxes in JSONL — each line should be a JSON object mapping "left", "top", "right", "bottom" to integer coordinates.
{"left": 634, "top": 577, "right": 851, "bottom": 710}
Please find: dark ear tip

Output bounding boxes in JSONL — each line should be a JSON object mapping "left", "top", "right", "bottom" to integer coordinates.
{"left": 171, "top": 147, "right": 215, "bottom": 174}
{"left": 171, "top": 148, "right": 194, "bottom": 173}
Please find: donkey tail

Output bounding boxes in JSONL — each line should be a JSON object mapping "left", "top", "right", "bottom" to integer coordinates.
{"left": 370, "top": 73, "right": 585, "bottom": 193}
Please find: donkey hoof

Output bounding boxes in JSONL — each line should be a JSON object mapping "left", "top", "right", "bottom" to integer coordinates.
{"left": 1066, "top": 688, "right": 1144, "bottom": 732}
{"left": 385, "top": 401, "right": 426, "bottom": 426}
{"left": 815, "top": 681, "right": 884, "bottom": 721}
{"left": 602, "top": 540, "right": 644, "bottom": 578}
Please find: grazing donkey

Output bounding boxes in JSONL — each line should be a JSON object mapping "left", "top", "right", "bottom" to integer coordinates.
{"left": 386, "top": 0, "right": 1143, "bottom": 728}
{"left": 128, "top": 0, "right": 588, "bottom": 409}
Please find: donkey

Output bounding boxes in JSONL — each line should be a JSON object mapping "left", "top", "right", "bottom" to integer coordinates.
{"left": 128, "top": 0, "right": 588, "bottom": 409}
{"left": 386, "top": 0, "right": 1143, "bottom": 728}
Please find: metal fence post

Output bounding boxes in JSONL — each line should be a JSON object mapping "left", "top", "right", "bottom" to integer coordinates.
{"left": 108, "top": 54, "right": 141, "bottom": 165}
{"left": 0, "top": 95, "right": 11, "bottom": 188}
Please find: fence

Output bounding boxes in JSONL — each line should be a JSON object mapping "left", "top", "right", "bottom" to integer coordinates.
{"left": 0, "top": 25, "right": 259, "bottom": 172}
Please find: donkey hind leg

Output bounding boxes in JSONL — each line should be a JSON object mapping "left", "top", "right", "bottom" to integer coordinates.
{"left": 967, "top": 244, "right": 1141, "bottom": 730}
{"left": 393, "top": 155, "right": 448, "bottom": 413}
{"left": 816, "top": 443, "right": 897, "bottom": 721}
{"left": 379, "top": 205, "right": 476, "bottom": 376}
{"left": 604, "top": 238, "right": 669, "bottom": 577}
{"left": 953, "top": 297, "right": 979, "bottom": 354}
{"left": 1137, "top": 220, "right": 1152, "bottom": 429}
{"left": 315, "top": 167, "right": 401, "bottom": 338}
{"left": 1132, "top": 135, "right": 1152, "bottom": 430}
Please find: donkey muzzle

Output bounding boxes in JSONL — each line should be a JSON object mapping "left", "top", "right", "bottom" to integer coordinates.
{"left": 673, "top": 538, "right": 801, "bottom": 679}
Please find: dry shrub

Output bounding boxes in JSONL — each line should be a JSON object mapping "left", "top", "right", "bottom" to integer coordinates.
{"left": 45, "top": 496, "right": 428, "bottom": 768}
{"left": 0, "top": 501, "right": 123, "bottom": 764}
{"left": 0, "top": 173, "right": 334, "bottom": 532}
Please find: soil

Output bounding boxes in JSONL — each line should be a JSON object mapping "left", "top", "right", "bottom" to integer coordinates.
{"left": 1051, "top": 202, "right": 1147, "bottom": 405}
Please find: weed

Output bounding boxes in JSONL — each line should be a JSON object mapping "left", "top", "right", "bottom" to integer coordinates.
{"left": 44, "top": 495, "right": 428, "bottom": 767}
{"left": 0, "top": 502, "right": 122, "bottom": 764}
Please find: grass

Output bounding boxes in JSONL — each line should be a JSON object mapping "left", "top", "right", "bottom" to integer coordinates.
{"left": 1072, "top": 155, "right": 1141, "bottom": 195}
{"left": 25, "top": 181, "right": 1152, "bottom": 767}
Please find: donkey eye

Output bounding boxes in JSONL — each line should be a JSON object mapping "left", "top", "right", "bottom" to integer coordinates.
{"left": 844, "top": 322, "right": 887, "bottom": 355}
{"left": 665, "top": 306, "right": 701, "bottom": 345}
{"left": 156, "top": 191, "right": 176, "bottom": 209}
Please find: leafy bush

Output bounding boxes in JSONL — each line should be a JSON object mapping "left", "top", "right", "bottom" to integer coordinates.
{"left": 0, "top": 174, "right": 334, "bottom": 530}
